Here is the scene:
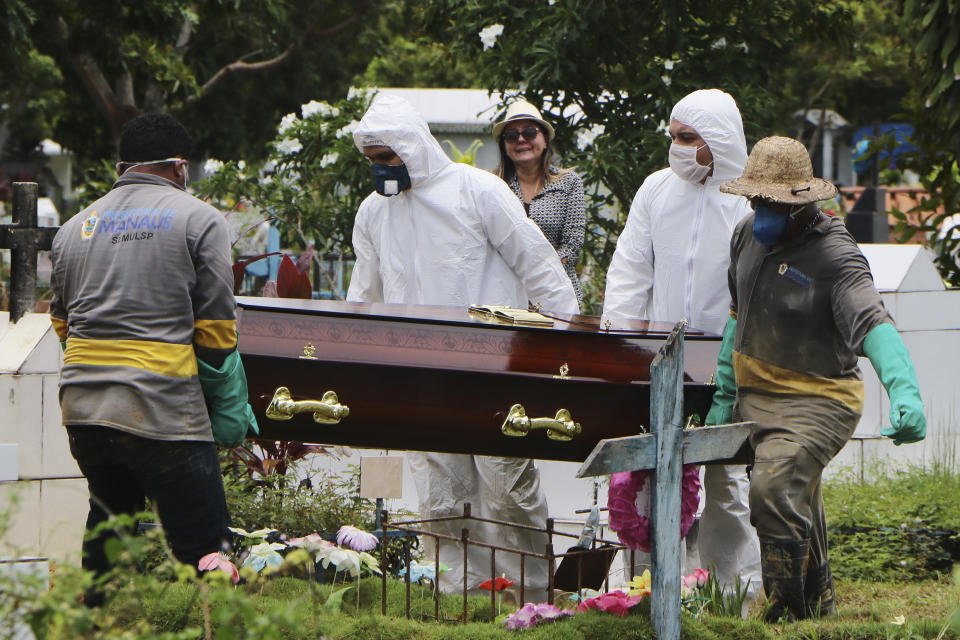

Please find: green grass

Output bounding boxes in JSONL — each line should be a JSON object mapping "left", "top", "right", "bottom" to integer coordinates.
{"left": 89, "top": 573, "right": 960, "bottom": 640}
{"left": 824, "top": 461, "right": 960, "bottom": 581}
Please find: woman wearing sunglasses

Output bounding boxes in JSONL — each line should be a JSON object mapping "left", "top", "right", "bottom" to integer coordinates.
{"left": 493, "top": 100, "right": 586, "bottom": 308}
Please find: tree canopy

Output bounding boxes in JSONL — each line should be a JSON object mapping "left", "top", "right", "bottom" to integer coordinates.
{"left": 0, "top": 0, "right": 381, "bottom": 163}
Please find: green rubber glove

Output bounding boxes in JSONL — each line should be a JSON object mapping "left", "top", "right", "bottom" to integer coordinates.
{"left": 862, "top": 322, "right": 926, "bottom": 446}
{"left": 197, "top": 348, "right": 260, "bottom": 447}
{"left": 704, "top": 316, "right": 737, "bottom": 426}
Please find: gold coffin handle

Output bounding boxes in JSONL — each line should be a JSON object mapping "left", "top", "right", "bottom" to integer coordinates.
{"left": 266, "top": 387, "right": 350, "bottom": 425}
{"left": 501, "top": 403, "right": 581, "bottom": 441}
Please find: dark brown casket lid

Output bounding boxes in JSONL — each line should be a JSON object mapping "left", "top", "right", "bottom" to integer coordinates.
{"left": 235, "top": 296, "right": 716, "bottom": 337}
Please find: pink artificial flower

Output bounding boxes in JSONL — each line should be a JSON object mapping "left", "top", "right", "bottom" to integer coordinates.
{"left": 607, "top": 471, "right": 651, "bottom": 551}
{"left": 679, "top": 464, "right": 702, "bottom": 538}
{"left": 504, "top": 602, "right": 572, "bottom": 629}
{"left": 286, "top": 533, "right": 334, "bottom": 552}
{"left": 608, "top": 464, "right": 702, "bottom": 551}
{"left": 198, "top": 552, "right": 239, "bottom": 584}
{"left": 578, "top": 590, "right": 645, "bottom": 617}
{"left": 692, "top": 568, "right": 709, "bottom": 587}
{"left": 577, "top": 597, "right": 599, "bottom": 613}
{"left": 336, "top": 525, "right": 379, "bottom": 551}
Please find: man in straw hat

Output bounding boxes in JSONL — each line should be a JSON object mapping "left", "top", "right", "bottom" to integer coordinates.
{"left": 347, "top": 94, "right": 579, "bottom": 598}
{"left": 602, "top": 88, "right": 761, "bottom": 608}
{"left": 706, "top": 135, "right": 926, "bottom": 620}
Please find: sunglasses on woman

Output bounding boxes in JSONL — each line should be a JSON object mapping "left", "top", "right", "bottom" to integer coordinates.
{"left": 502, "top": 127, "right": 540, "bottom": 143}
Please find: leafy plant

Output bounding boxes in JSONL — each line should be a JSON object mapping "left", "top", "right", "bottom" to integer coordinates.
{"left": 195, "top": 89, "right": 377, "bottom": 299}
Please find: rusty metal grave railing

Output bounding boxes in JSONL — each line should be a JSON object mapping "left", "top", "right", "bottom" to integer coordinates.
{"left": 379, "top": 502, "right": 630, "bottom": 624}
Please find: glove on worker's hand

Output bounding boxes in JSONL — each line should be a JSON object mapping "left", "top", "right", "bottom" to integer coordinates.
{"left": 863, "top": 322, "right": 926, "bottom": 446}
{"left": 197, "top": 348, "right": 260, "bottom": 447}
{"left": 704, "top": 317, "right": 737, "bottom": 426}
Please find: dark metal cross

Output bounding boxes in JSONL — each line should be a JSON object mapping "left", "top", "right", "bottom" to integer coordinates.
{"left": 577, "top": 321, "right": 753, "bottom": 640}
{"left": 0, "top": 182, "right": 57, "bottom": 322}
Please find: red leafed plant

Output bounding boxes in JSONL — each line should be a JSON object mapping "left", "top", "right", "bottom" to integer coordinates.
{"left": 231, "top": 250, "right": 313, "bottom": 299}
{"left": 231, "top": 440, "right": 327, "bottom": 480}
{"left": 231, "top": 252, "right": 282, "bottom": 295}
{"left": 276, "top": 253, "right": 312, "bottom": 299}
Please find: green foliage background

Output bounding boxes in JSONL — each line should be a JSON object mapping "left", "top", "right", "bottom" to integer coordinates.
{"left": 3, "top": 0, "right": 958, "bottom": 296}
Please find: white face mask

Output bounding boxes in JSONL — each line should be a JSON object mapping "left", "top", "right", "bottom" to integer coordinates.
{"left": 668, "top": 143, "right": 712, "bottom": 184}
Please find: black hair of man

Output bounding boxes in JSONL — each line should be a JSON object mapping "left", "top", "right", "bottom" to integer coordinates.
{"left": 118, "top": 113, "right": 193, "bottom": 163}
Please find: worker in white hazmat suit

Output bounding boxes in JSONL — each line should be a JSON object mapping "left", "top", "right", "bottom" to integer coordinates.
{"left": 347, "top": 94, "right": 579, "bottom": 597}
{"left": 602, "top": 89, "right": 762, "bottom": 604}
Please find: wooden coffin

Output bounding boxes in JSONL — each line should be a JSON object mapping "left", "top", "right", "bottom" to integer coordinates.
{"left": 237, "top": 297, "right": 722, "bottom": 462}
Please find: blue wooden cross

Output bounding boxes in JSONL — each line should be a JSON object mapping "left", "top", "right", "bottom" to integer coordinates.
{"left": 576, "top": 321, "right": 753, "bottom": 640}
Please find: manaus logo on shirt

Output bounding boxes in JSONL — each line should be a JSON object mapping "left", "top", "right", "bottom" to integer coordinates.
{"left": 80, "top": 212, "right": 99, "bottom": 240}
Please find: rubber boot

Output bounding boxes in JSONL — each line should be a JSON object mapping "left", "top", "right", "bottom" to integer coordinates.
{"left": 804, "top": 559, "right": 837, "bottom": 617}
{"left": 759, "top": 538, "right": 810, "bottom": 622}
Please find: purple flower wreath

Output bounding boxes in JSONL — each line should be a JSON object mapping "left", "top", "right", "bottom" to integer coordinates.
{"left": 607, "top": 464, "right": 701, "bottom": 551}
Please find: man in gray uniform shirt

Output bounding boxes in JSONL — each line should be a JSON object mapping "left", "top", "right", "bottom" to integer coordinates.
{"left": 50, "top": 114, "right": 253, "bottom": 605}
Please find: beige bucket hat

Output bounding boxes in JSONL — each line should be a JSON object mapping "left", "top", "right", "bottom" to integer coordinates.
{"left": 492, "top": 100, "right": 555, "bottom": 142}
{"left": 720, "top": 136, "right": 837, "bottom": 204}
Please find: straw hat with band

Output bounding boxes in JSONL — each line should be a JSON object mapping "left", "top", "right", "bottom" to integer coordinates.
{"left": 720, "top": 136, "right": 837, "bottom": 205}
{"left": 492, "top": 100, "right": 555, "bottom": 142}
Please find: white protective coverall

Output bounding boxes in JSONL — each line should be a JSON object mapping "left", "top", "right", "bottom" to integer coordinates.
{"left": 602, "top": 89, "right": 762, "bottom": 600}
{"left": 347, "top": 94, "right": 579, "bottom": 596}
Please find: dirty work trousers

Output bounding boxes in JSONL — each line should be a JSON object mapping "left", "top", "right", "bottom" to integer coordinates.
{"left": 67, "top": 425, "right": 230, "bottom": 605}
{"left": 739, "top": 392, "right": 858, "bottom": 567}
{"left": 738, "top": 392, "right": 860, "bottom": 617}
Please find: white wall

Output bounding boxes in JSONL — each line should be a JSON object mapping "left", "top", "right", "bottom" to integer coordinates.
{"left": 0, "top": 313, "right": 86, "bottom": 566}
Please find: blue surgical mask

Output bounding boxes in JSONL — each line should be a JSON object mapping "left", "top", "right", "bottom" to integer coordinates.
{"left": 372, "top": 162, "right": 411, "bottom": 196}
{"left": 752, "top": 204, "right": 806, "bottom": 248}
{"left": 752, "top": 205, "right": 790, "bottom": 247}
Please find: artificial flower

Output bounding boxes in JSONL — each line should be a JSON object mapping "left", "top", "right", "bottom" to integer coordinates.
{"left": 198, "top": 552, "right": 239, "bottom": 584}
{"left": 228, "top": 526, "right": 277, "bottom": 540}
{"left": 479, "top": 576, "right": 515, "bottom": 591}
{"left": 627, "top": 569, "right": 652, "bottom": 597}
{"left": 243, "top": 542, "right": 286, "bottom": 572}
{"left": 608, "top": 464, "right": 701, "bottom": 551}
{"left": 358, "top": 551, "right": 383, "bottom": 576}
{"left": 336, "top": 525, "right": 379, "bottom": 551}
{"left": 504, "top": 602, "right": 573, "bottom": 630}
{"left": 682, "top": 568, "right": 709, "bottom": 589}
{"left": 578, "top": 590, "right": 645, "bottom": 617}
{"left": 402, "top": 560, "right": 449, "bottom": 584}
{"left": 567, "top": 588, "right": 600, "bottom": 602}
{"left": 318, "top": 546, "right": 359, "bottom": 576}
{"left": 286, "top": 533, "right": 333, "bottom": 552}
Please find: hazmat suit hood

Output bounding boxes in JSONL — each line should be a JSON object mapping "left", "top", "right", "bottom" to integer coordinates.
{"left": 353, "top": 94, "right": 451, "bottom": 188}
{"left": 670, "top": 89, "right": 748, "bottom": 184}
